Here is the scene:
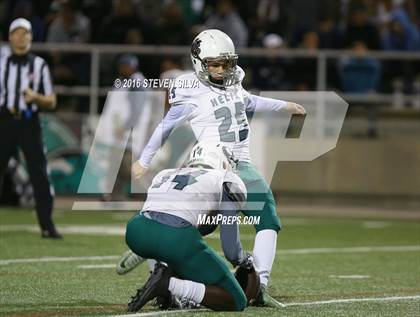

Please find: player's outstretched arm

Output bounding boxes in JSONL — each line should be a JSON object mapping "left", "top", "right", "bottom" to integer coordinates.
{"left": 246, "top": 94, "right": 306, "bottom": 115}
{"left": 284, "top": 101, "right": 306, "bottom": 115}
{"left": 133, "top": 104, "right": 194, "bottom": 179}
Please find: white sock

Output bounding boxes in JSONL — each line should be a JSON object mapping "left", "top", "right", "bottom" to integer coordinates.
{"left": 253, "top": 229, "right": 277, "bottom": 287}
{"left": 168, "top": 277, "right": 205, "bottom": 304}
{"left": 147, "top": 259, "right": 157, "bottom": 272}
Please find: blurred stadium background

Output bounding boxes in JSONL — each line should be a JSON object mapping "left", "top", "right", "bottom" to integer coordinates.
{"left": 0, "top": 1, "right": 419, "bottom": 316}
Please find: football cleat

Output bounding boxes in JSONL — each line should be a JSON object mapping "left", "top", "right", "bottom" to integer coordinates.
{"left": 154, "top": 292, "right": 182, "bottom": 310}
{"left": 116, "top": 250, "right": 145, "bottom": 275}
{"left": 153, "top": 294, "right": 201, "bottom": 310}
{"left": 179, "top": 298, "right": 201, "bottom": 309}
{"left": 251, "top": 285, "right": 284, "bottom": 308}
{"left": 127, "top": 263, "right": 172, "bottom": 312}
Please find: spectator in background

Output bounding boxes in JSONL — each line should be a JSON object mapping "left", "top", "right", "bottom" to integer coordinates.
{"left": 98, "top": 25, "right": 143, "bottom": 86}
{"left": 81, "top": 0, "right": 113, "bottom": 43}
{"left": 291, "top": 31, "right": 319, "bottom": 91}
{"left": 125, "top": 29, "right": 143, "bottom": 45}
{"left": 155, "top": 1, "right": 190, "bottom": 45}
{"left": 339, "top": 41, "right": 381, "bottom": 93}
{"left": 255, "top": 0, "right": 282, "bottom": 33}
{"left": 10, "top": 0, "right": 46, "bottom": 42}
{"left": 380, "top": 6, "right": 419, "bottom": 94}
{"left": 204, "top": 0, "right": 248, "bottom": 47}
{"left": 160, "top": 57, "right": 190, "bottom": 80}
{"left": 339, "top": 40, "right": 382, "bottom": 137}
{"left": 46, "top": 0, "right": 91, "bottom": 114}
{"left": 248, "top": 0, "right": 286, "bottom": 46}
{"left": 137, "top": 0, "right": 165, "bottom": 27}
{"left": 98, "top": 0, "right": 145, "bottom": 87}
{"left": 47, "top": 0, "right": 90, "bottom": 43}
{"left": 345, "top": 4, "right": 381, "bottom": 50}
{"left": 180, "top": 0, "right": 206, "bottom": 26}
{"left": 46, "top": 0, "right": 90, "bottom": 87}
{"left": 282, "top": 0, "right": 325, "bottom": 46}
{"left": 98, "top": 0, "right": 144, "bottom": 44}
{"left": 301, "top": 31, "right": 321, "bottom": 51}
{"left": 382, "top": 8, "right": 420, "bottom": 50}
{"left": 369, "top": 0, "right": 393, "bottom": 29}
{"left": 317, "top": 15, "right": 344, "bottom": 49}
{"left": 252, "top": 34, "right": 290, "bottom": 90}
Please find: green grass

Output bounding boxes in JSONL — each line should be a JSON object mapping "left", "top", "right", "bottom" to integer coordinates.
{"left": 0, "top": 208, "right": 419, "bottom": 317}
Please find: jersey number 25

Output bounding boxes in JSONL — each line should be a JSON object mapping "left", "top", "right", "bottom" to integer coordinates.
{"left": 214, "top": 102, "right": 248, "bottom": 142}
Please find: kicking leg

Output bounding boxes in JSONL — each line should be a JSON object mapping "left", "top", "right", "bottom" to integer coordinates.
{"left": 237, "top": 162, "right": 282, "bottom": 307}
{"left": 253, "top": 229, "right": 277, "bottom": 287}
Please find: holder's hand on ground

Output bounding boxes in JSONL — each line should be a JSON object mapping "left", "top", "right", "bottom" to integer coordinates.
{"left": 285, "top": 102, "right": 306, "bottom": 115}
{"left": 237, "top": 252, "right": 254, "bottom": 271}
{"left": 132, "top": 161, "right": 147, "bottom": 180}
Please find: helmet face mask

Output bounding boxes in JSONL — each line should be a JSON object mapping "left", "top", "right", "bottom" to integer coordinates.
{"left": 203, "top": 56, "right": 239, "bottom": 87}
{"left": 191, "top": 29, "right": 240, "bottom": 88}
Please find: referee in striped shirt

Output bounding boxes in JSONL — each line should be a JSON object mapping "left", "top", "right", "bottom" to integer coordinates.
{"left": 0, "top": 18, "right": 61, "bottom": 239}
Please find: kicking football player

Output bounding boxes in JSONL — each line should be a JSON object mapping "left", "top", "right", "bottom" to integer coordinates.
{"left": 119, "top": 29, "right": 306, "bottom": 306}
{"left": 125, "top": 142, "right": 257, "bottom": 312}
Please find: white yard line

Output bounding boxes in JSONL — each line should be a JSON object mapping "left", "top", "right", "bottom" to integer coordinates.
{"left": 0, "top": 255, "right": 119, "bottom": 265}
{"left": 0, "top": 224, "right": 255, "bottom": 240}
{"left": 277, "top": 245, "right": 420, "bottom": 255}
{"left": 329, "top": 275, "right": 370, "bottom": 279}
{"left": 1, "top": 245, "right": 419, "bottom": 266}
{"left": 104, "top": 295, "right": 420, "bottom": 317}
{"left": 283, "top": 295, "right": 420, "bottom": 307}
{"left": 0, "top": 224, "right": 126, "bottom": 235}
{"left": 78, "top": 264, "right": 116, "bottom": 269}
{"left": 106, "top": 309, "right": 202, "bottom": 317}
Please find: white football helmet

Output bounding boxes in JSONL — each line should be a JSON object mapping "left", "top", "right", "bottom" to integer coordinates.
{"left": 187, "top": 141, "right": 237, "bottom": 171}
{"left": 191, "top": 29, "right": 240, "bottom": 88}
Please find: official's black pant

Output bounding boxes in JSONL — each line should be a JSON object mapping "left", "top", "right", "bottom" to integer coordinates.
{"left": 0, "top": 110, "right": 55, "bottom": 231}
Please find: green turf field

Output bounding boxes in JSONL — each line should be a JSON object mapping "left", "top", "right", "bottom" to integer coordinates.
{"left": 0, "top": 207, "right": 419, "bottom": 317}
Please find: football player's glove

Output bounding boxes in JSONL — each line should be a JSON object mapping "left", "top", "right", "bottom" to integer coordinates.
{"left": 132, "top": 161, "right": 147, "bottom": 180}
{"left": 237, "top": 252, "right": 254, "bottom": 270}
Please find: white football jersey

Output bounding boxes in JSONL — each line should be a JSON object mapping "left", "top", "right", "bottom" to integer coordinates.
{"left": 169, "top": 68, "right": 252, "bottom": 162}
{"left": 142, "top": 167, "right": 247, "bottom": 227}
